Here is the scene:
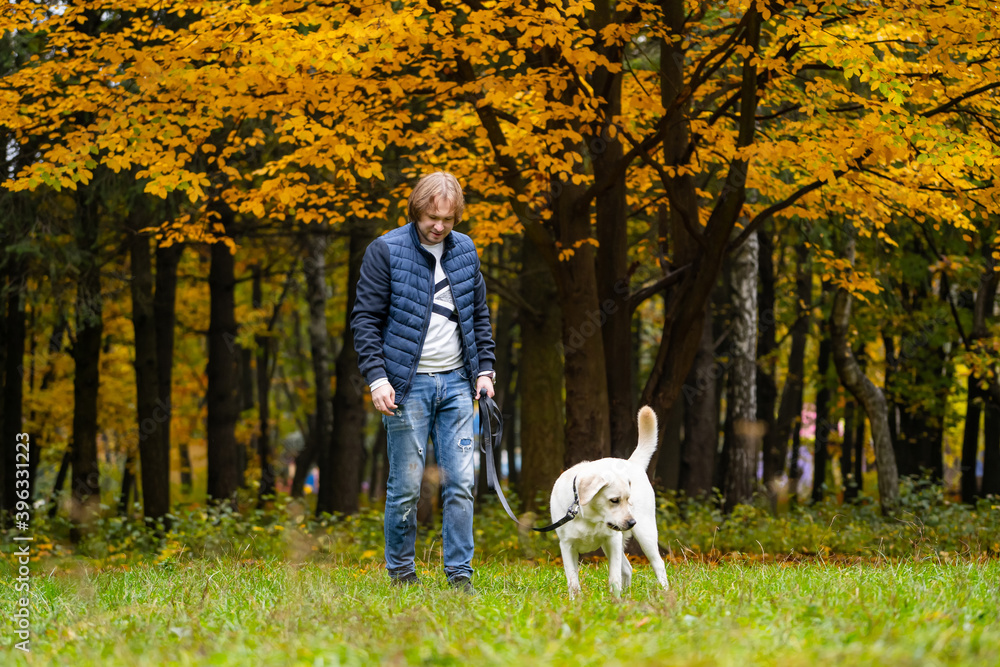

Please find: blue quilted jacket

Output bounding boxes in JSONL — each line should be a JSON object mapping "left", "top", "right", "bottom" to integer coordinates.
{"left": 350, "top": 222, "right": 495, "bottom": 406}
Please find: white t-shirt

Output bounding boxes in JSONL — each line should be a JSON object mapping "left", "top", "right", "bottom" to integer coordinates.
{"left": 416, "top": 241, "right": 463, "bottom": 373}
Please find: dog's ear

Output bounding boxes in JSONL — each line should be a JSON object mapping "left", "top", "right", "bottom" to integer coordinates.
{"left": 576, "top": 473, "right": 608, "bottom": 507}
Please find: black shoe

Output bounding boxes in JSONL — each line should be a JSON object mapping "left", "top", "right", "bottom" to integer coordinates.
{"left": 448, "top": 576, "right": 475, "bottom": 594}
{"left": 390, "top": 572, "right": 419, "bottom": 586}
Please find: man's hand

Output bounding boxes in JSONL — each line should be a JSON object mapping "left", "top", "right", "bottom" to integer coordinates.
{"left": 371, "top": 384, "right": 397, "bottom": 416}
{"left": 475, "top": 375, "right": 494, "bottom": 399}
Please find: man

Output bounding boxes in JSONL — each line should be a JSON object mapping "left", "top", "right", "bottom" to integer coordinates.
{"left": 351, "top": 171, "right": 496, "bottom": 592}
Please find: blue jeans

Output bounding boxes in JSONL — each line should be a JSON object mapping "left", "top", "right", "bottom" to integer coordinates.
{"left": 382, "top": 368, "right": 476, "bottom": 582}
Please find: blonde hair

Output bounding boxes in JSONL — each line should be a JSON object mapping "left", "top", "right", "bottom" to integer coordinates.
{"left": 407, "top": 172, "right": 465, "bottom": 225}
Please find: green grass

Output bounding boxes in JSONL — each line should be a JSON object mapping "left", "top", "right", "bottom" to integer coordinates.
{"left": 2, "top": 555, "right": 998, "bottom": 666}
{"left": 3, "top": 486, "right": 997, "bottom": 664}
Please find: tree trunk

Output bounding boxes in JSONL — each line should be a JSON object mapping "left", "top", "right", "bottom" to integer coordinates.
{"left": 645, "top": 0, "right": 704, "bottom": 439}
{"left": 841, "top": 400, "right": 858, "bottom": 502}
{"left": 0, "top": 303, "right": 5, "bottom": 523}
{"left": 723, "top": 229, "right": 759, "bottom": 513}
{"left": 901, "top": 403, "right": 945, "bottom": 480}
{"left": 369, "top": 427, "right": 388, "bottom": 501}
{"left": 129, "top": 219, "right": 170, "bottom": 523}
{"left": 292, "top": 414, "right": 316, "bottom": 498}
{"left": 591, "top": 10, "right": 633, "bottom": 459}
{"left": 478, "top": 247, "right": 517, "bottom": 502}
{"left": 892, "top": 265, "right": 953, "bottom": 481}
{"left": 252, "top": 265, "right": 277, "bottom": 503}
{"left": 926, "top": 399, "right": 945, "bottom": 484}
{"left": 330, "top": 220, "right": 369, "bottom": 515}
{"left": 763, "top": 243, "right": 810, "bottom": 495}
{"left": 155, "top": 244, "right": 184, "bottom": 493}
{"left": 883, "top": 330, "right": 902, "bottom": 475}
{"left": 895, "top": 407, "right": 917, "bottom": 478}
{"left": 494, "top": 263, "right": 518, "bottom": 487}
{"left": 642, "top": 3, "right": 762, "bottom": 463}
{"left": 853, "top": 408, "right": 865, "bottom": 494}
{"left": 118, "top": 453, "right": 134, "bottom": 516}
{"left": 654, "top": 386, "right": 684, "bottom": 491}
{"left": 206, "top": 207, "right": 242, "bottom": 504}
{"left": 453, "top": 0, "right": 764, "bottom": 484}
{"left": 518, "top": 238, "right": 565, "bottom": 512}
{"left": 48, "top": 447, "right": 71, "bottom": 518}
{"left": 982, "top": 399, "right": 1000, "bottom": 496}
{"left": 961, "top": 243, "right": 998, "bottom": 503}
{"left": 811, "top": 328, "right": 834, "bottom": 503}
{"left": 895, "top": 317, "right": 948, "bottom": 481}
{"left": 303, "top": 231, "right": 334, "bottom": 516}
{"left": 557, "top": 177, "right": 612, "bottom": 465}
{"left": 2, "top": 257, "right": 27, "bottom": 521}
{"left": 0, "top": 133, "right": 7, "bottom": 518}
{"left": 755, "top": 228, "right": 778, "bottom": 485}
{"left": 788, "top": 422, "right": 804, "bottom": 504}
{"left": 238, "top": 345, "right": 254, "bottom": 413}
{"left": 505, "top": 380, "right": 520, "bottom": 487}
{"left": 680, "top": 308, "right": 717, "bottom": 499}
{"left": 961, "top": 377, "right": 983, "bottom": 503}
{"left": 71, "top": 187, "right": 103, "bottom": 537}
{"left": 177, "top": 432, "right": 194, "bottom": 496}
{"left": 830, "top": 238, "right": 899, "bottom": 515}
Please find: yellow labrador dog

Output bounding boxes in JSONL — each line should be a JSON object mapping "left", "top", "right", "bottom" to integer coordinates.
{"left": 550, "top": 406, "right": 669, "bottom": 597}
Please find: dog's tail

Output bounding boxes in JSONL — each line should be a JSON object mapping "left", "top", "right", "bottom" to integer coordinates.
{"left": 629, "top": 406, "right": 659, "bottom": 471}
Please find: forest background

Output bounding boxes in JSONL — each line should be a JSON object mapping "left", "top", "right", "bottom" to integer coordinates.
{"left": 1, "top": 0, "right": 1000, "bottom": 544}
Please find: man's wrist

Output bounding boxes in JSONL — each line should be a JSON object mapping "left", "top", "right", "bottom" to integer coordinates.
{"left": 370, "top": 377, "right": 390, "bottom": 392}
{"left": 478, "top": 370, "right": 496, "bottom": 382}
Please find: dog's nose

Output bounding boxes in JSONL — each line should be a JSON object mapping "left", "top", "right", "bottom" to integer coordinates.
{"left": 625, "top": 518, "right": 636, "bottom": 530}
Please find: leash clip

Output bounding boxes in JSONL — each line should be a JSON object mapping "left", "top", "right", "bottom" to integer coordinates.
{"left": 566, "top": 500, "right": 580, "bottom": 519}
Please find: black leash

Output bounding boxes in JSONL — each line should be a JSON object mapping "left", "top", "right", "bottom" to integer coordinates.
{"left": 477, "top": 389, "right": 580, "bottom": 533}
{"left": 477, "top": 389, "right": 519, "bottom": 524}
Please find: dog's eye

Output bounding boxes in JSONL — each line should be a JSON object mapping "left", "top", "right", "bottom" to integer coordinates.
{"left": 609, "top": 498, "right": 620, "bottom": 504}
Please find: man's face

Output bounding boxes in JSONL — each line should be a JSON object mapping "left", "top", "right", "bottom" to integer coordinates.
{"left": 415, "top": 197, "right": 456, "bottom": 245}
